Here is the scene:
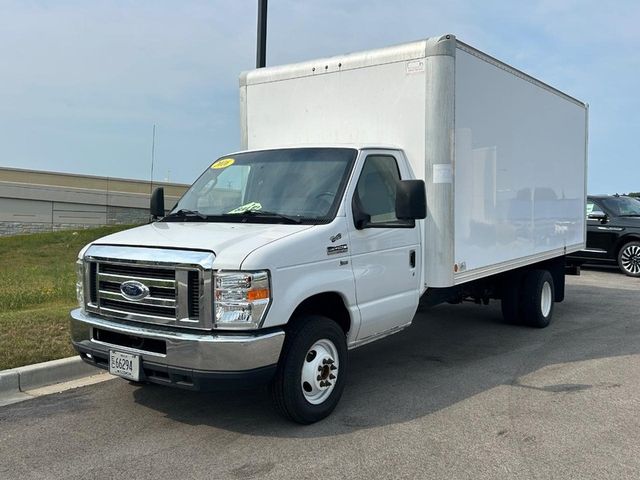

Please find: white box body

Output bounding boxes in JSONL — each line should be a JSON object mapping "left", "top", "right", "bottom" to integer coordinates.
{"left": 240, "top": 34, "right": 588, "bottom": 289}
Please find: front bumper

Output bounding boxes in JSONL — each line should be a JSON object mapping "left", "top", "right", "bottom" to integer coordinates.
{"left": 70, "top": 308, "right": 285, "bottom": 390}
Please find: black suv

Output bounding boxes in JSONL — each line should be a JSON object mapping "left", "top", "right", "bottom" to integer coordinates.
{"left": 568, "top": 195, "right": 640, "bottom": 277}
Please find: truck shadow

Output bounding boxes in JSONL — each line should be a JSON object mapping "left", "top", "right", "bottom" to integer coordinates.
{"left": 132, "top": 281, "right": 640, "bottom": 438}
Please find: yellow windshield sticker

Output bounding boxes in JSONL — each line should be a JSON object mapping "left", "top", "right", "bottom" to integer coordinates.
{"left": 211, "top": 158, "right": 235, "bottom": 169}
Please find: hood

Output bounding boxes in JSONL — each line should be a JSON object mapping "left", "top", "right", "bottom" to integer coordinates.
{"left": 90, "top": 222, "right": 313, "bottom": 269}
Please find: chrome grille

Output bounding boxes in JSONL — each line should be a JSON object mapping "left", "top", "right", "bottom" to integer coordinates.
{"left": 83, "top": 245, "right": 214, "bottom": 330}
{"left": 96, "top": 263, "right": 177, "bottom": 319}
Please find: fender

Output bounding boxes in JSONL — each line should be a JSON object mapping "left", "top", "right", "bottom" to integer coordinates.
{"left": 263, "top": 259, "right": 360, "bottom": 344}
{"left": 240, "top": 218, "right": 361, "bottom": 344}
{"left": 614, "top": 234, "right": 640, "bottom": 257}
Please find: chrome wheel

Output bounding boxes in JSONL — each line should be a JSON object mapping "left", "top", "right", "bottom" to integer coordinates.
{"left": 300, "top": 339, "right": 339, "bottom": 405}
{"left": 620, "top": 244, "right": 640, "bottom": 275}
{"left": 540, "top": 281, "right": 552, "bottom": 317}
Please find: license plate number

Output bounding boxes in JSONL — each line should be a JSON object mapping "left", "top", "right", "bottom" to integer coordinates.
{"left": 109, "top": 350, "right": 140, "bottom": 381}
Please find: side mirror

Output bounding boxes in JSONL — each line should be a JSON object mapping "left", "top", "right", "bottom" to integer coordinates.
{"left": 150, "top": 187, "right": 165, "bottom": 219}
{"left": 396, "top": 180, "right": 427, "bottom": 220}
{"left": 587, "top": 211, "right": 607, "bottom": 222}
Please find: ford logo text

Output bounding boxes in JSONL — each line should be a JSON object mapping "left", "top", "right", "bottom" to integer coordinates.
{"left": 120, "top": 280, "right": 150, "bottom": 301}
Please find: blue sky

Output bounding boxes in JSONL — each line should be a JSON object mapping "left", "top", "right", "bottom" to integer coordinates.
{"left": 1, "top": 0, "right": 638, "bottom": 193}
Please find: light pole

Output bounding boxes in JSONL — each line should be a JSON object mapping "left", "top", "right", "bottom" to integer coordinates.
{"left": 256, "top": 0, "right": 268, "bottom": 68}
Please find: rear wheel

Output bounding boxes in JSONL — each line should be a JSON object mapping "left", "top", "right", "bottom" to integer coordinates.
{"left": 520, "top": 270, "right": 555, "bottom": 328}
{"left": 617, "top": 241, "right": 640, "bottom": 277}
{"left": 270, "top": 315, "right": 347, "bottom": 424}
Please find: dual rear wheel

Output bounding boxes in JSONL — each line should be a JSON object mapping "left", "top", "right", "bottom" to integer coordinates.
{"left": 501, "top": 269, "right": 555, "bottom": 328}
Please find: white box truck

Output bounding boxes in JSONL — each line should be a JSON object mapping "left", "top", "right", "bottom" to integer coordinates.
{"left": 71, "top": 34, "right": 588, "bottom": 423}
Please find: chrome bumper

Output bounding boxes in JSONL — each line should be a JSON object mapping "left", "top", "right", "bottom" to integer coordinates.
{"left": 70, "top": 308, "right": 285, "bottom": 372}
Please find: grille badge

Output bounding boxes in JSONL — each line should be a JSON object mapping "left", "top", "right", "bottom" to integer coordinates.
{"left": 120, "top": 280, "right": 150, "bottom": 301}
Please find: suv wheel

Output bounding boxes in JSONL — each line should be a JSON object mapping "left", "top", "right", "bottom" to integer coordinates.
{"left": 618, "top": 241, "right": 640, "bottom": 277}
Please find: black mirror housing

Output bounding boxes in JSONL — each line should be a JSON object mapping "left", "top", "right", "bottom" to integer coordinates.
{"left": 588, "top": 211, "right": 607, "bottom": 222}
{"left": 396, "top": 180, "right": 426, "bottom": 220}
{"left": 150, "top": 187, "right": 165, "bottom": 219}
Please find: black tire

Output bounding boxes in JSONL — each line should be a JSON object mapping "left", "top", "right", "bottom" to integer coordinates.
{"left": 501, "top": 279, "right": 521, "bottom": 324}
{"left": 270, "top": 315, "right": 348, "bottom": 424}
{"left": 520, "top": 270, "right": 555, "bottom": 328}
{"left": 617, "top": 241, "right": 640, "bottom": 277}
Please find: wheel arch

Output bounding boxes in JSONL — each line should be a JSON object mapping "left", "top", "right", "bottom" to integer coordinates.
{"left": 614, "top": 234, "right": 640, "bottom": 258}
{"left": 527, "top": 256, "right": 565, "bottom": 303}
{"left": 289, "top": 292, "right": 352, "bottom": 336}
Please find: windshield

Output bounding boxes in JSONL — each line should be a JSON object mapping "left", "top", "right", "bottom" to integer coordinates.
{"left": 600, "top": 196, "right": 640, "bottom": 217}
{"left": 166, "top": 148, "right": 357, "bottom": 224}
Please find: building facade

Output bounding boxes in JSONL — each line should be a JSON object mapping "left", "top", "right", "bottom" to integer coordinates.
{"left": 0, "top": 167, "right": 187, "bottom": 236}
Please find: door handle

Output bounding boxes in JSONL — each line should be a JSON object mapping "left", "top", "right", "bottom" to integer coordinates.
{"left": 409, "top": 250, "right": 416, "bottom": 268}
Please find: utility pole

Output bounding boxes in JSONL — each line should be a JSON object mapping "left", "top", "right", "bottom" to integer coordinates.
{"left": 149, "top": 124, "right": 156, "bottom": 196}
{"left": 256, "top": 0, "right": 268, "bottom": 68}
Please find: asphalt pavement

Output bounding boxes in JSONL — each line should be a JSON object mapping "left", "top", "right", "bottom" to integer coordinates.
{"left": 1, "top": 267, "right": 639, "bottom": 480}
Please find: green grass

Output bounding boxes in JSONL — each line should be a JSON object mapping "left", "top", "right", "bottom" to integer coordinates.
{"left": 0, "top": 226, "right": 134, "bottom": 370}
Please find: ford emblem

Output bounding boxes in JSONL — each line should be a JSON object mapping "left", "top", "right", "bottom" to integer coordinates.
{"left": 120, "top": 280, "right": 150, "bottom": 301}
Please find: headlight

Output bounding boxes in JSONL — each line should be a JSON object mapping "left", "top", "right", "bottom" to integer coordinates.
{"left": 75, "top": 259, "right": 85, "bottom": 311}
{"left": 214, "top": 271, "right": 270, "bottom": 329}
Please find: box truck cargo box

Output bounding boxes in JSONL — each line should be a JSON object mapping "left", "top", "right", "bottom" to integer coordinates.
{"left": 240, "top": 34, "right": 588, "bottom": 289}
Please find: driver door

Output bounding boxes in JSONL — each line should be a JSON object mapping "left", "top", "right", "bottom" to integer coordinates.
{"left": 346, "top": 151, "right": 421, "bottom": 342}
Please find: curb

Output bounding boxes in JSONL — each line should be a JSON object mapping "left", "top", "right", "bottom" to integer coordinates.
{"left": 0, "top": 356, "right": 99, "bottom": 396}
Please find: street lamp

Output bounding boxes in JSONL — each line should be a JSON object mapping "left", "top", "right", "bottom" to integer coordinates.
{"left": 256, "top": 0, "right": 268, "bottom": 68}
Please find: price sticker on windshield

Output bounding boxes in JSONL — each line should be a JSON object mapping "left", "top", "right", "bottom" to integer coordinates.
{"left": 211, "top": 158, "right": 235, "bottom": 169}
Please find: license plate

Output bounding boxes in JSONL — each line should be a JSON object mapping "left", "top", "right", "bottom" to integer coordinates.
{"left": 109, "top": 350, "right": 140, "bottom": 381}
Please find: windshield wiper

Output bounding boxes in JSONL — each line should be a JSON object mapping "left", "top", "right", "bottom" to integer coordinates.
{"left": 227, "top": 210, "right": 302, "bottom": 224}
{"left": 164, "top": 209, "right": 207, "bottom": 220}
{"left": 618, "top": 214, "right": 640, "bottom": 217}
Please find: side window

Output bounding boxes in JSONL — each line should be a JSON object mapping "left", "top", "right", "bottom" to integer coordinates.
{"left": 353, "top": 155, "right": 412, "bottom": 227}
{"left": 586, "top": 201, "right": 604, "bottom": 218}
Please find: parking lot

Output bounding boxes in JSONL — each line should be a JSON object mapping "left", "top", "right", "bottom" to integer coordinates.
{"left": 1, "top": 267, "right": 638, "bottom": 480}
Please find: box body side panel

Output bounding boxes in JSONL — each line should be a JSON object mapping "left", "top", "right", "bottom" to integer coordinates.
{"left": 453, "top": 48, "right": 587, "bottom": 283}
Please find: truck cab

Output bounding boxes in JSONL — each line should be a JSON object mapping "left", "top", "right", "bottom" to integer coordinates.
{"left": 72, "top": 146, "right": 426, "bottom": 423}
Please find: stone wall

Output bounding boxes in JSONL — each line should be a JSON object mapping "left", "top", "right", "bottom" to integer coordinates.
{"left": 0, "top": 221, "right": 98, "bottom": 236}
{"left": 0, "top": 206, "right": 152, "bottom": 237}
{"left": 106, "top": 206, "right": 150, "bottom": 225}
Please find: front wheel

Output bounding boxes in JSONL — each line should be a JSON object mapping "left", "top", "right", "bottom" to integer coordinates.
{"left": 617, "top": 241, "right": 640, "bottom": 277}
{"left": 270, "top": 315, "right": 348, "bottom": 424}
